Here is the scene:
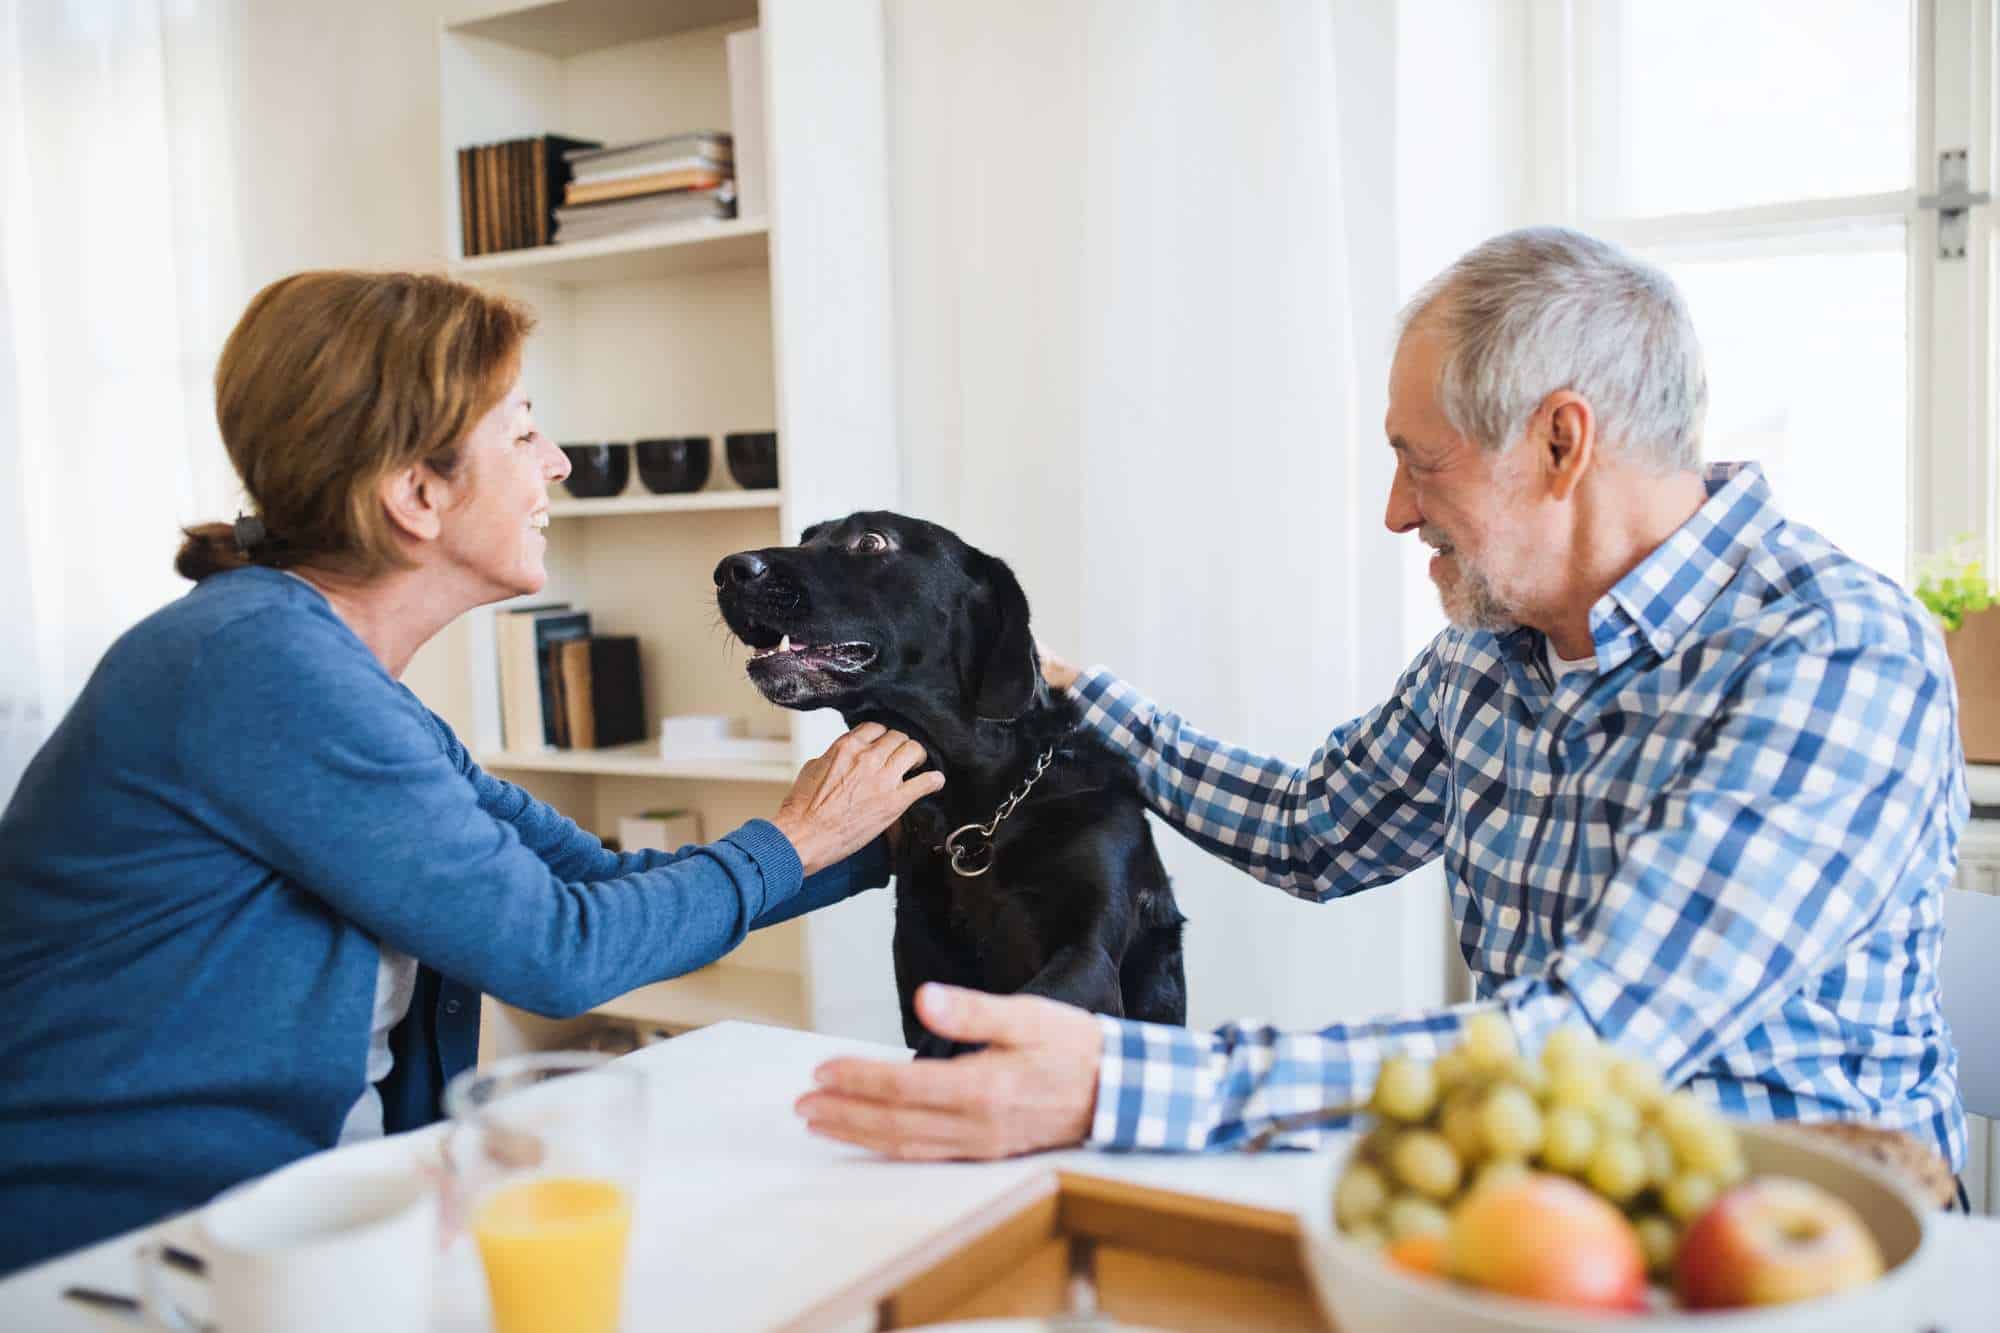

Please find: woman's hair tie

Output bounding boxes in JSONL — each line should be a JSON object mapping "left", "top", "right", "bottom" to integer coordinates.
{"left": 232, "top": 513, "right": 268, "bottom": 553}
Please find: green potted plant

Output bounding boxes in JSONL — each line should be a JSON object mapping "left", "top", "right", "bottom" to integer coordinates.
{"left": 1917, "top": 541, "right": 2000, "bottom": 764}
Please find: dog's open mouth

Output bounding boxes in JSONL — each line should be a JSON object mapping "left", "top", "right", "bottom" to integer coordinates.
{"left": 736, "top": 625, "right": 879, "bottom": 706}
{"left": 746, "top": 634, "right": 878, "bottom": 673}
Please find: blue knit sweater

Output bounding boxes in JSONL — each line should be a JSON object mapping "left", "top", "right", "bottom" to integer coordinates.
{"left": 0, "top": 567, "right": 886, "bottom": 1273}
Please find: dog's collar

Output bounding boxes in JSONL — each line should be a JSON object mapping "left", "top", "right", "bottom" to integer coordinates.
{"left": 935, "top": 746, "right": 1056, "bottom": 878}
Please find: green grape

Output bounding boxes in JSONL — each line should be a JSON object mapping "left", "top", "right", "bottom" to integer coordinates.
{"left": 1357, "top": 1124, "right": 1400, "bottom": 1165}
{"left": 1440, "top": 1093, "right": 1486, "bottom": 1161}
{"left": 1659, "top": 1094, "right": 1739, "bottom": 1176}
{"left": 1546, "top": 1059, "right": 1610, "bottom": 1114}
{"left": 1539, "top": 1025, "right": 1602, "bottom": 1072}
{"left": 1432, "top": 1047, "right": 1474, "bottom": 1091}
{"left": 1664, "top": 1171, "right": 1720, "bottom": 1222}
{"left": 1656, "top": 1090, "right": 1711, "bottom": 1140}
{"left": 1503, "top": 1055, "right": 1548, "bottom": 1098}
{"left": 1463, "top": 1012, "right": 1518, "bottom": 1070}
{"left": 1480, "top": 1084, "right": 1544, "bottom": 1159}
{"left": 1638, "top": 1125, "right": 1675, "bottom": 1187}
{"left": 1713, "top": 1146, "right": 1749, "bottom": 1186}
{"left": 1346, "top": 1222, "right": 1388, "bottom": 1250}
{"left": 1634, "top": 1214, "right": 1679, "bottom": 1276}
{"left": 1335, "top": 1162, "right": 1390, "bottom": 1229}
{"left": 1391, "top": 1129, "right": 1463, "bottom": 1200}
{"left": 1585, "top": 1136, "right": 1648, "bottom": 1203}
{"left": 1608, "top": 1055, "right": 1665, "bottom": 1110}
{"left": 1540, "top": 1105, "right": 1600, "bottom": 1173}
{"left": 1596, "top": 1093, "right": 1640, "bottom": 1138}
{"left": 1384, "top": 1194, "right": 1451, "bottom": 1241}
{"left": 1371, "top": 1055, "right": 1438, "bottom": 1123}
{"left": 1472, "top": 1158, "right": 1530, "bottom": 1195}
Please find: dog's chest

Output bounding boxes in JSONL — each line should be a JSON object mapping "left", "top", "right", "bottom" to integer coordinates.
{"left": 898, "top": 838, "right": 1063, "bottom": 985}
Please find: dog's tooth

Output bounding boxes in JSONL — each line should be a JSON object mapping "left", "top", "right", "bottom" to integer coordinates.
{"left": 779, "top": 634, "right": 791, "bottom": 654}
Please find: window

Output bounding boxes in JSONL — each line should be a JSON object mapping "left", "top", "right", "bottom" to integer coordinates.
{"left": 1535, "top": 0, "right": 1992, "bottom": 585}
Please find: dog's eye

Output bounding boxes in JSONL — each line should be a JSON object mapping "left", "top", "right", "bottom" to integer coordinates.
{"left": 854, "top": 531, "right": 890, "bottom": 555}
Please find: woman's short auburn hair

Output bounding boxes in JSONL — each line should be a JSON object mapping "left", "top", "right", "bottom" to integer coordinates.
{"left": 176, "top": 270, "right": 535, "bottom": 581}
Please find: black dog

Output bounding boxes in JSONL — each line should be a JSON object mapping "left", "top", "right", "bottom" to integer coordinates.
{"left": 714, "top": 512, "right": 1186, "bottom": 1056}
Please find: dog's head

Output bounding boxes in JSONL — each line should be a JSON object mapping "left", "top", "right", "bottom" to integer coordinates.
{"left": 714, "top": 511, "right": 1041, "bottom": 724}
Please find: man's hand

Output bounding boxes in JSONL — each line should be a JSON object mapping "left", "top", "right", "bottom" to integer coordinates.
{"left": 1036, "top": 642, "right": 1081, "bottom": 693}
{"left": 796, "top": 984, "right": 1102, "bottom": 1160}
{"left": 771, "top": 724, "right": 943, "bottom": 876}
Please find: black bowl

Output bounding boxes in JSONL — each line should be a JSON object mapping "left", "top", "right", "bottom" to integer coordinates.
{"left": 634, "top": 437, "right": 711, "bottom": 494}
{"left": 559, "top": 443, "right": 630, "bottom": 499}
{"left": 724, "top": 431, "right": 780, "bottom": 490}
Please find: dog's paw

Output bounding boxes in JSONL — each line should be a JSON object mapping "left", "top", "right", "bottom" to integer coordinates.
{"left": 910, "top": 1035, "right": 987, "bottom": 1060}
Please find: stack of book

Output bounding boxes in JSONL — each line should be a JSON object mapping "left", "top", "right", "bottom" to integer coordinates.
{"left": 554, "top": 131, "right": 736, "bottom": 244}
{"left": 497, "top": 605, "right": 646, "bottom": 751}
{"left": 457, "top": 133, "right": 602, "bottom": 257}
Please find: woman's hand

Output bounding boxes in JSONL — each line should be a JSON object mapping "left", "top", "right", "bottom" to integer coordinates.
{"left": 1036, "top": 643, "right": 1080, "bottom": 693}
{"left": 772, "top": 724, "right": 943, "bottom": 876}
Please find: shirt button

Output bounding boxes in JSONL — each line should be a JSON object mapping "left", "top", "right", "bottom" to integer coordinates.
{"left": 1528, "top": 776, "right": 1550, "bottom": 797}
{"left": 444, "top": 999, "right": 463, "bottom": 1015}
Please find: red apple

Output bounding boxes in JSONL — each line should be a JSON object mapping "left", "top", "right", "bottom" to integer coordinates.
{"left": 1448, "top": 1172, "right": 1647, "bottom": 1312}
{"left": 1675, "top": 1176, "right": 1884, "bottom": 1309}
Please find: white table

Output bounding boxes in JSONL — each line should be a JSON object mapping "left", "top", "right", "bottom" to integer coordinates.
{"left": 3, "top": 1021, "right": 1996, "bottom": 1331}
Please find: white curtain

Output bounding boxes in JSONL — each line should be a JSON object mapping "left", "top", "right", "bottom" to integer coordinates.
{"left": 0, "top": 0, "right": 245, "bottom": 801}
{"left": 885, "top": 0, "right": 1447, "bottom": 1030}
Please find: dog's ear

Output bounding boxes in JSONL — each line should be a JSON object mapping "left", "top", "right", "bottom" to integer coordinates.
{"left": 969, "top": 552, "right": 1040, "bottom": 721}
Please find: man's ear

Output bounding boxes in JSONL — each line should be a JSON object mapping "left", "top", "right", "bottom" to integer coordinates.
{"left": 969, "top": 553, "right": 1041, "bottom": 721}
{"left": 379, "top": 462, "right": 447, "bottom": 544}
{"left": 1540, "top": 390, "right": 1596, "bottom": 503}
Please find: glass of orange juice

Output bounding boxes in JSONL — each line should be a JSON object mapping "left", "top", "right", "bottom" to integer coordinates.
{"left": 444, "top": 1052, "right": 648, "bottom": 1333}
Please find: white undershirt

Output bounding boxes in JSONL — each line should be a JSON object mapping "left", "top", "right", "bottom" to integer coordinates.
{"left": 338, "top": 943, "right": 419, "bottom": 1144}
{"left": 1544, "top": 636, "right": 1599, "bottom": 678}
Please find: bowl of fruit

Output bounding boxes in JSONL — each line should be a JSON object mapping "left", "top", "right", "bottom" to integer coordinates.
{"left": 1297, "top": 1017, "right": 1935, "bottom": 1332}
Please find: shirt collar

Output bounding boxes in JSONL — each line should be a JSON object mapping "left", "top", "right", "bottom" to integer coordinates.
{"left": 1582, "top": 461, "right": 1780, "bottom": 667}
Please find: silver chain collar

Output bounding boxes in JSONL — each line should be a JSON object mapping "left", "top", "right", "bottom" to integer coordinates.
{"left": 938, "top": 747, "right": 1056, "bottom": 878}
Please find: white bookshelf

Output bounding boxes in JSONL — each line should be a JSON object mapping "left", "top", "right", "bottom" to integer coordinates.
{"left": 546, "top": 489, "right": 781, "bottom": 519}
{"left": 425, "top": 0, "right": 901, "bottom": 1048}
{"left": 449, "top": 217, "right": 769, "bottom": 285}
{"left": 474, "top": 742, "right": 793, "bottom": 784}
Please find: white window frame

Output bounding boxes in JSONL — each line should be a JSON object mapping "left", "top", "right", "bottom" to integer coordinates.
{"left": 1525, "top": 0, "right": 1995, "bottom": 584}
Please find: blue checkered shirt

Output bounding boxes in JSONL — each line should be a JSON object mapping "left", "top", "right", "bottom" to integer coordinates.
{"left": 1078, "top": 462, "right": 1968, "bottom": 1170}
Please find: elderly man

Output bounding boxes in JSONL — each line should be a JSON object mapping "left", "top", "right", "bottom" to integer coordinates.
{"left": 796, "top": 227, "right": 1969, "bottom": 1174}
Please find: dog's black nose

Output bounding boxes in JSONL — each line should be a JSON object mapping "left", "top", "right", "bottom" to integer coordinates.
{"left": 714, "top": 552, "right": 769, "bottom": 588}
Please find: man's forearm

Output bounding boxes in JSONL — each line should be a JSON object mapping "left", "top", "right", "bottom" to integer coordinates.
{"left": 1068, "top": 665, "right": 1450, "bottom": 905}
{"left": 1087, "top": 987, "right": 1592, "bottom": 1152}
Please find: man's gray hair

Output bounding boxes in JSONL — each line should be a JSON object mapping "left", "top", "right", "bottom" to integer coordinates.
{"left": 1397, "top": 227, "right": 1707, "bottom": 473}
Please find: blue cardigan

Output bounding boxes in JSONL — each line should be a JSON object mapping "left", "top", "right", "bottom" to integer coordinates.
{"left": 0, "top": 568, "right": 887, "bottom": 1274}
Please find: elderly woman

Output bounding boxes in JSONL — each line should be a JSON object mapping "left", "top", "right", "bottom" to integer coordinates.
{"left": 0, "top": 271, "right": 940, "bottom": 1273}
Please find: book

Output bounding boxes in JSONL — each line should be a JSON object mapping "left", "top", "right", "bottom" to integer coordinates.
{"left": 554, "top": 184, "right": 736, "bottom": 242}
{"left": 498, "top": 605, "right": 590, "bottom": 750}
{"left": 565, "top": 153, "right": 731, "bottom": 187}
{"left": 549, "top": 635, "right": 646, "bottom": 749}
{"left": 453, "top": 133, "right": 603, "bottom": 255}
{"left": 457, "top": 146, "right": 476, "bottom": 256}
{"left": 566, "top": 132, "right": 732, "bottom": 177}
{"left": 725, "top": 27, "right": 767, "bottom": 220}
{"left": 563, "top": 164, "right": 732, "bottom": 207}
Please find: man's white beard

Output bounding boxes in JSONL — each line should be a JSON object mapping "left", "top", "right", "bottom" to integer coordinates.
{"left": 1440, "top": 553, "right": 1519, "bottom": 633}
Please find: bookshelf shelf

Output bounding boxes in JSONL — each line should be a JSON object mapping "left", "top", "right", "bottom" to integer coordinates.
{"left": 448, "top": 218, "right": 768, "bottom": 286}
{"left": 545, "top": 489, "right": 781, "bottom": 518}
{"left": 477, "top": 742, "right": 796, "bottom": 784}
